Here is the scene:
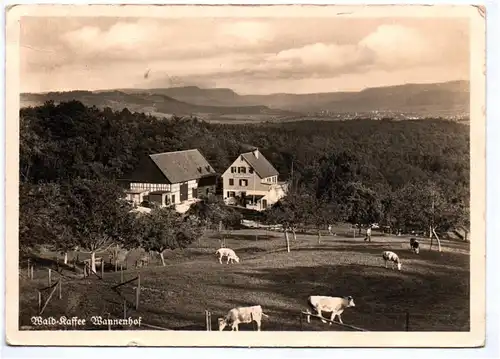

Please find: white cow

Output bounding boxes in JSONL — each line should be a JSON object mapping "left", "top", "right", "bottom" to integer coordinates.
{"left": 215, "top": 248, "right": 240, "bottom": 264}
{"left": 382, "top": 251, "right": 402, "bottom": 271}
{"left": 218, "top": 305, "right": 269, "bottom": 331}
{"left": 306, "top": 295, "right": 356, "bottom": 324}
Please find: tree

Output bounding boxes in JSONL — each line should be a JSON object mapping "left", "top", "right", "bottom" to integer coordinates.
{"left": 391, "top": 181, "right": 468, "bottom": 251}
{"left": 19, "top": 182, "right": 75, "bottom": 260}
{"left": 304, "top": 196, "right": 333, "bottom": 245}
{"left": 343, "top": 181, "right": 384, "bottom": 233}
{"left": 264, "top": 192, "right": 307, "bottom": 252}
{"left": 185, "top": 196, "right": 242, "bottom": 246}
{"left": 62, "top": 179, "right": 134, "bottom": 273}
{"left": 139, "top": 207, "right": 202, "bottom": 266}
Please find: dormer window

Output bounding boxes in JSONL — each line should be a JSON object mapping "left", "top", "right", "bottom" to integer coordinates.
{"left": 249, "top": 168, "right": 254, "bottom": 174}
{"left": 197, "top": 167, "right": 202, "bottom": 173}
{"left": 205, "top": 166, "right": 211, "bottom": 172}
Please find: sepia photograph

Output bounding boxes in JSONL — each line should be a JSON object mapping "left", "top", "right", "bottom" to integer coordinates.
{"left": 5, "top": 4, "right": 485, "bottom": 347}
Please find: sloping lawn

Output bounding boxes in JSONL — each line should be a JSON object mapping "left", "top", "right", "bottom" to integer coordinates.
{"left": 19, "top": 231, "right": 469, "bottom": 331}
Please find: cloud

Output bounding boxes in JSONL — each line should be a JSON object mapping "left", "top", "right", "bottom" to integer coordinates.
{"left": 155, "top": 23, "right": 466, "bottom": 85}
{"left": 20, "top": 17, "right": 469, "bottom": 94}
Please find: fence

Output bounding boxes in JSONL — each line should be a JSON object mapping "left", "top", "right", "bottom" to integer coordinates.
{"left": 299, "top": 311, "right": 368, "bottom": 331}
{"left": 33, "top": 267, "right": 65, "bottom": 315}
{"left": 298, "top": 310, "right": 465, "bottom": 332}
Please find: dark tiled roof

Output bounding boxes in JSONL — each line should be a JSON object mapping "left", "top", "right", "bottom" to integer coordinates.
{"left": 241, "top": 150, "right": 279, "bottom": 178}
{"left": 149, "top": 149, "right": 215, "bottom": 184}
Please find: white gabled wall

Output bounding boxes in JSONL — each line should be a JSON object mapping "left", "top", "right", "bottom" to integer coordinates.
{"left": 222, "top": 156, "right": 271, "bottom": 199}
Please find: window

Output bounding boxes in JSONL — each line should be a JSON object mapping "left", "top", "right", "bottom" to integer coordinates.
{"left": 240, "top": 167, "right": 246, "bottom": 174}
{"left": 228, "top": 191, "right": 236, "bottom": 197}
{"left": 231, "top": 167, "right": 236, "bottom": 173}
{"left": 239, "top": 179, "right": 248, "bottom": 187}
{"left": 229, "top": 179, "right": 234, "bottom": 186}
{"left": 249, "top": 168, "right": 254, "bottom": 174}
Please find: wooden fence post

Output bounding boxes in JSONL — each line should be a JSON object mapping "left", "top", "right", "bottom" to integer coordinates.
{"left": 101, "top": 260, "right": 104, "bottom": 278}
{"left": 123, "top": 300, "right": 127, "bottom": 319}
{"left": 27, "top": 259, "right": 31, "bottom": 279}
{"left": 135, "top": 273, "right": 140, "bottom": 310}
{"left": 38, "top": 291, "right": 41, "bottom": 312}
{"left": 121, "top": 264, "right": 123, "bottom": 283}
{"left": 40, "top": 283, "right": 59, "bottom": 315}
{"left": 108, "top": 313, "right": 111, "bottom": 330}
{"left": 31, "top": 264, "right": 34, "bottom": 280}
{"left": 205, "top": 310, "right": 211, "bottom": 331}
{"left": 405, "top": 312, "right": 410, "bottom": 331}
{"left": 58, "top": 280, "right": 62, "bottom": 299}
{"left": 300, "top": 314, "right": 303, "bottom": 331}
{"left": 48, "top": 269, "right": 52, "bottom": 287}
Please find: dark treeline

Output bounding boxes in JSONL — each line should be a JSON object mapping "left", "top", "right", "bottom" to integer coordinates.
{"left": 20, "top": 100, "right": 470, "bottom": 256}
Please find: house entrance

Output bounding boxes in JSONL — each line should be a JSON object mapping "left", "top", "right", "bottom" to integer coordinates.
{"left": 180, "top": 182, "right": 188, "bottom": 202}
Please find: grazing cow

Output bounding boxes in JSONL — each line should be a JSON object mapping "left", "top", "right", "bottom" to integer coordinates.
{"left": 215, "top": 248, "right": 240, "bottom": 264}
{"left": 218, "top": 305, "right": 269, "bottom": 331}
{"left": 306, "top": 296, "right": 356, "bottom": 325}
{"left": 382, "top": 251, "right": 402, "bottom": 271}
{"left": 410, "top": 238, "right": 420, "bottom": 254}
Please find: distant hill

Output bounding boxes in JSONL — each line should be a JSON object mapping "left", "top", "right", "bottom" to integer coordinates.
{"left": 19, "top": 90, "right": 297, "bottom": 119}
{"left": 21, "top": 80, "right": 469, "bottom": 120}
{"left": 112, "top": 86, "right": 242, "bottom": 108}
{"left": 116, "top": 80, "right": 469, "bottom": 117}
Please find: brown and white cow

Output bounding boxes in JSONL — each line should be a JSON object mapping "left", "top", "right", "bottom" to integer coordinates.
{"left": 218, "top": 305, "right": 269, "bottom": 331}
{"left": 409, "top": 238, "right": 420, "bottom": 254}
{"left": 306, "top": 295, "right": 356, "bottom": 324}
{"left": 382, "top": 251, "right": 402, "bottom": 271}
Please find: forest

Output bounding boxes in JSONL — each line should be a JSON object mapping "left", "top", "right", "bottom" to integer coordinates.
{"left": 19, "top": 100, "right": 470, "bottom": 261}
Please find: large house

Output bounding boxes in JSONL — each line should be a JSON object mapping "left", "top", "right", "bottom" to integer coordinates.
{"left": 222, "top": 148, "right": 287, "bottom": 211}
{"left": 122, "top": 149, "right": 217, "bottom": 208}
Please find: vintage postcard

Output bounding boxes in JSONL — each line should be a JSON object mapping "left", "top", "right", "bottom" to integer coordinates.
{"left": 5, "top": 4, "right": 485, "bottom": 347}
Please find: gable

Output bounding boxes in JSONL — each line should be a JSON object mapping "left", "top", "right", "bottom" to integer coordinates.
{"left": 222, "top": 150, "right": 279, "bottom": 179}
{"left": 222, "top": 156, "right": 252, "bottom": 177}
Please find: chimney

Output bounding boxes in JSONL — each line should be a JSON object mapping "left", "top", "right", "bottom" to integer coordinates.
{"left": 253, "top": 148, "right": 259, "bottom": 159}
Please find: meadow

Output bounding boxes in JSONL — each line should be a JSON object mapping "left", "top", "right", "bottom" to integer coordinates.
{"left": 19, "top": 226, "right": 470, "bottom": 332}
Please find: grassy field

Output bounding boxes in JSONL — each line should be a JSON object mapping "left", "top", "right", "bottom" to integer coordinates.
{"left": 19, "top": 228, "right": 470, "bottom": 332}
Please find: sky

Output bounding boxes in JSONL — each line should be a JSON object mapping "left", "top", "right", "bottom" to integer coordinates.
{"left": 20, "top": 16, "right": 470, "bottom": 95}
